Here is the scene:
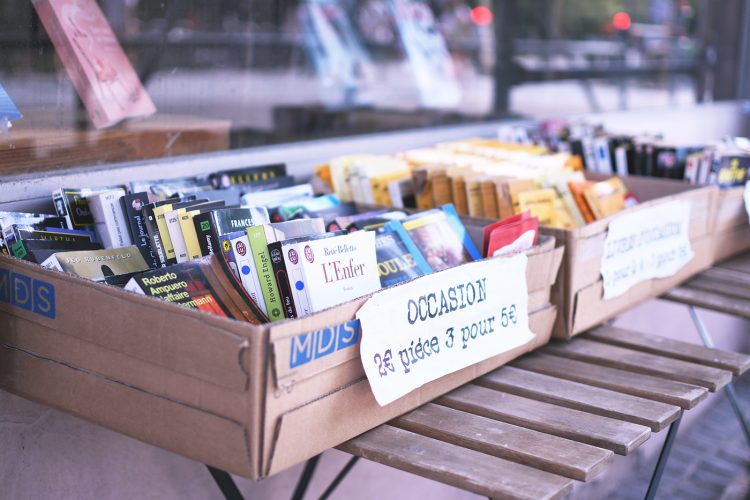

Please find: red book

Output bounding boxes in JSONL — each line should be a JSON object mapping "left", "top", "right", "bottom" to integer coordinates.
{"left": 33, "top": 0, "right": 156, "bottom": 128}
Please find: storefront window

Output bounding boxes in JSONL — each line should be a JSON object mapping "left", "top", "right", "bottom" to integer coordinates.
{"left": 0, "top": 0, "right": 740, "bottom": 172}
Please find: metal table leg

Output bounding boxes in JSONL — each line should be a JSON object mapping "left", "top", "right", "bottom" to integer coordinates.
{"left": 291, "top": 455, "right": 321, "bottom": 500}
{"left": 320, "top": 456, "right": 360, "bottom": 500}
{"left": 644, "top": 410, "right": 683, "bottom": 500}
{"left": 689, "top": 306, "right": 750, "bottom": 447}
{"left": 206, "top": 465, "right": 244, "bottom": 500}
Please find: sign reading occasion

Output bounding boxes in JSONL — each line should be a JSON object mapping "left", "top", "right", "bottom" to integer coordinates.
{"left": 744, "top": 181, "right": 750, "bottom": 221}
{"left": 357, "top": 253, "right": 532, "bottom": 406}
{"left": 601, "top": 200, "right": 693, "bottom": 300}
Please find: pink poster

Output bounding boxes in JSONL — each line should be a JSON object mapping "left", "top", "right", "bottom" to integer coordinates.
{"left": 33, "top": 0, "right": 156, "bottom": 128}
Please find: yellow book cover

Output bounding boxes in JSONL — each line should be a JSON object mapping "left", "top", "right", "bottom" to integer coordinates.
{"left": 179, "top": 210, "right": 203, "bottom": 261}
{"left": 515, "top": 188, "right": 557, "bottom": 226}
{"left": 465, "top": 176, "right": 485, "bottom": 218}
{"left": 432, "top": 175, "right": 453, "bottom": 207}
{"left": 583, "top": 178, "right": 627, "bottom": 220}
{"left": 480, "top": 178, "right": 500, "bottom": 219}
{"left": 507, "top": 179, "right": 538, "bottom": 215}
{"left": 153, "top": 203, "right": 177, "bottom": 262}
{"left": 447, "top": 166, "right": 474, "bottom": 216}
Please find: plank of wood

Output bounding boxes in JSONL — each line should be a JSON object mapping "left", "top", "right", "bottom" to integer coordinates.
{"left": 437, "top": 384, "right": 651, "bottom": 455}
{"left": 511, "top": 353, "right": 709, "bottom": 410}
{"left": 663, "top": 286, "right": 750, "bottom": 320}
{"left": 702, "top": 266, "right": 750, "bottom": 286}
{"left": 585, "top": 326, "right": 750, "bottom": 376}
{"left": 392, "top": 403, "right": 613, "bottom": 482}
{"left": 680, "top": 275, "right": 750, "bottom": 302}
{"left": 717, "top": 254, "right": 750, "bottom": 275}
{"left": 543, "top": 339, "right": 733, "bottom": 391}
{"left": 477, "top": 366, "right": 680, "bottom": 432}
{"left": 338, "top": 425, "right": 574, "bottom": 500}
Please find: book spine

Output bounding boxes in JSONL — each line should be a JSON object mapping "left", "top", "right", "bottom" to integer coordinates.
{"left": 246, "top": 225, "right": 283, "bottom": 322}
{"left": 465, "top": 180, "right": 484, "bottom": 218}
{"left": 432, "top": 175, "right": 453, "bottom": 207}
{"left": 283, "top": 241, "right": 313, "bottom": 317}
{"left": 180, "top": 212, "right": 202, "bottom": 261}
{"left": 194, "top": 213, "right": 218, "bottom": 256}
{"left": 450, "top": 176, "right": 469, "bottom": 216}
{"left": 142, "top": 206, "right": 168, "bottom": 267}
{"left": 120, "top": 195, "right": 158, "bottom": 269}
{"left": 268, "top": 241, "right": 297, "bottom": 319}
{"left": 230, "top": 233, "right": 267, "bottom": 316}
{"left": 480, "top": 180, "right": 499, "bottom": 219}
{"left": 156, "top": 209, "right": 178, "bottom": 265}
{"left": 89, "top": 193, "right": 131, "bottom": 249}
{"left": 443, "top": 204, "right": 481, "bottom": 260}
{"left": 52, "top": 189, "right": 75, "bottom": 230}
{"left": 219, "top": 233, "right": 240, "bottom": 279}
{"left": 166, "top": 210, "right": 188, "bottom": 263}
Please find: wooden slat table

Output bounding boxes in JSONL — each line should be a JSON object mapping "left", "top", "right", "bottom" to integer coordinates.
{"left": 662, "top": 251, "right": 750, "bottom": 450}
{"left": 331, "top": 325, "right": 750, "bottom": 500}
{"left": 663, "top": 252, "right": 750, "bottom": 320}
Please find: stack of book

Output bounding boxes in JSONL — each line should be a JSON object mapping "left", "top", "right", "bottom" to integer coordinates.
{"left": 3, "top": 163, "right": 533, "bottom": 324}
{"left": 322, "top": 139, "right": 638, "bottom": 229}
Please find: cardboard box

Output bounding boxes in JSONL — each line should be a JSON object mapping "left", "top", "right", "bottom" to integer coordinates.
{"left": 711, "top": 186, "right": 750, "bottom": 263}
{"left": 543, "top": 177, "right": 716, "bottom": 338}
{"left": 0, "top": 235, "right": 562, "bottom": 479}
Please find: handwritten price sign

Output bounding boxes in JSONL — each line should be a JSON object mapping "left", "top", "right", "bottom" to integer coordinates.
{"left": 600, "top": 200, "right": 694, "bottom": 300}
{"left": 357, "top": 253, "right": 533, "bottom": 406}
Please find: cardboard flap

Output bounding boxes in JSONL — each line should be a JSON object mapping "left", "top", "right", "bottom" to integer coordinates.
{"left": 0, "top": 343, "right": 255, "bottom": 478}
{"left": 569, "top": 236, "right": 713, "bottom": 336}
{"left": 0, "top": 256, "right": 257, "bottom": 391}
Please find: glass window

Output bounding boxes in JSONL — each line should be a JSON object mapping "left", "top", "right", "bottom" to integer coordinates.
{"left": 0, "top": 0, "right": 744, "bottom": 172}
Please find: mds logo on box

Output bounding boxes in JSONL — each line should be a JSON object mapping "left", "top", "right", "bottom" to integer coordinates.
{"left": 0, "top": 269, "right": 56, "bottom": 319}
{"left": 290, "top": 320, "right": 360, "bottom": 369}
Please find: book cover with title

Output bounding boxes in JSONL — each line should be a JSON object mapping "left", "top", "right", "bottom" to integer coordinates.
{"left": 298, "top": 230, "right": 380, "bottom": 312}
{"left": 33, "top": 0, "right": 156, "bottom": 128}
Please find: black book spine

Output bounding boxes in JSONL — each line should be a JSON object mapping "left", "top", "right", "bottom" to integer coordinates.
{"left": 193, "top": 212, "right": 219, "bottom": 256}
{"left": 268, "top": 241, "right": 297, "bottom": 319}
{"left": 142, "top": 205, "right": 168, "bottom": 267}
{"left": 121, "top": 194, "right": 159, "bottom": 269}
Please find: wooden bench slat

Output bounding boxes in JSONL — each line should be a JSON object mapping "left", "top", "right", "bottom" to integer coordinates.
{"left": 477, "top": 366, "right": 680, "bottom": 432}
{"left": 543, "top": 338, "right": 733, "bottom": 391}
{"left": 663, "top": 286, "right": 750, "bottom": 320}
{"left": 681, "top": 275, "right": 750, "bottom": 302}
{"left": 437, "top": 384, "right": 651, "bottom": 455}
{"left": 511, "top": 352, "right": 709, "bottom": 410}
{"left": 393, "top": 404, "right": 613, "bottom": 482}
{"left": 584, "top": 326, "right": 750, "bottom": 376}
{"left": 338, "top": 425, "right": 574, "bottom": 500}
{"left": 717, "top": 255, "right": 750, "bottom": 275}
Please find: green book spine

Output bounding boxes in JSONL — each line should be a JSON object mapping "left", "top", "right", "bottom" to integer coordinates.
{"left": 246, "top": 225, "right": 284, "bottom": 322}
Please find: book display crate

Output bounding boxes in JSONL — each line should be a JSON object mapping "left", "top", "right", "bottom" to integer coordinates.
{"left": 0, "top": 221, "right": 562, "bottom": 478}
{"left": 542, "top": 176, "right": 716, "bottom": 338}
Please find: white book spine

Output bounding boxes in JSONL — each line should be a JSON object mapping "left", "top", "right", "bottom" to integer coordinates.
{"left": 231, "top": 233, "right": 267, "bottom": 316}
{"left": 89, "top": 190, "right": 129, "bottom": 248}
{"left": 614, "top": 146, "right": 629, "bottom": 177}
{"left": 283, "top": 241, "right": 313, "bottom": 317}
{"left": 165, "top": 210, "right": 189, "bottom": 263}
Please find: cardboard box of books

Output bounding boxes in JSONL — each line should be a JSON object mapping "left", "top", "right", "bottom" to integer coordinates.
{"left": 0, "top": 169, "right": 563, "bottom": 479}
{"left": 543, "top": 176, "right": 715, "bottom": 338}
{"left": 320, "top": 140, "right": 717, "bottom": 339}
{"left": 712, "top": 185, "right": 750, "bottom": 262}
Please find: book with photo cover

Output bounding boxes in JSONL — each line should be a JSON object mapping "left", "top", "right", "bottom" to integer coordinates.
{"left": 125, "top": 255, "right": 268, "bottom": 324}
{"left": 393, "top": 204, "right": 480, "bottom": 272}
{"left": 32, "top": 0, "right": 156, "bottom": 128}
{"left": 374, "top": 223, "right": 432, "bottom": 288}
{"left": 120, "top": 192, "right": 160, "bottom": 268}
{"left": 41, "top": 245, "right": 150, "bottom": 283}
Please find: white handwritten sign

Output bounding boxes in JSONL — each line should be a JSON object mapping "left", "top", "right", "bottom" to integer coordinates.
{"left": 744, "top": 181, "right": 750, "bottom": 221}
{"left": 357, "top": 253, "right": 532, "bottom": 406}
{"left": 601, "top": 200, "right": 693, "bottom": 300}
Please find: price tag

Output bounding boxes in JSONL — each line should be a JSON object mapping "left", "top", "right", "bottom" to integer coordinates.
{"left": 357, "top": 253, "right": 532, "bottom": 406}
{"left": 600, "top": 200, "right": 693, "bottom": 300}
{"left": 744, "top": 181, "right": 750, "bottom": 222}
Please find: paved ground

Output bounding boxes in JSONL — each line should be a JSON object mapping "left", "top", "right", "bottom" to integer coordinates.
{"left": 608, "top": 372, "right": 750, "bottom": 500}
